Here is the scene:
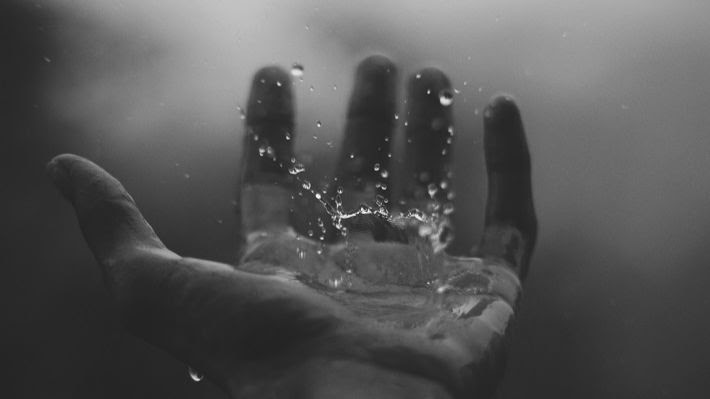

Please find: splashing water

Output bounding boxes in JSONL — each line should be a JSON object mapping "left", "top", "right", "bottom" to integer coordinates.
{"left": 243, "top": 146, "right": 519, "bottom": 332}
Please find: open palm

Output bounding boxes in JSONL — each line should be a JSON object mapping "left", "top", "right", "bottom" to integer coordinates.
{"left": 48, "top": 55, "right": 536, "bottom": 399}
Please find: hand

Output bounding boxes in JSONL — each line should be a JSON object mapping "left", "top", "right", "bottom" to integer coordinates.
{"left": 48, "top": 55, "right": 536, "bottom": 399}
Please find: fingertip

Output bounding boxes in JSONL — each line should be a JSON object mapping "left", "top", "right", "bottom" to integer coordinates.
{"left": 247, "top": 66, "right": 294, "bottom": 124}
{"left": 484, "top": 93, "right": 521, "bottom": 124}
{"left": 408, "top": 67, "right": 452, "bottom": 104}
{"left": 46, "top": 154, "right": 86, "bottom": 202}
{"left": 348, "top": 54, "right": 398, "bottom": 119}
{"left": 356, "top": 54, "right": 397, "bottom": 77}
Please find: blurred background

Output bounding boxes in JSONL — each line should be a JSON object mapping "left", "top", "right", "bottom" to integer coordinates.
{"left": 2, "top": 0, "right": 709, "bottom": 397}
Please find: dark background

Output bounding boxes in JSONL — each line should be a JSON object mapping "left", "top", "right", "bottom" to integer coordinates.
{"left": 2, "top": 0, "right": 709, "bottom": 397}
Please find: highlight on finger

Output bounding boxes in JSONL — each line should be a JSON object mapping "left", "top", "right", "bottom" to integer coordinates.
{"left": 331, "top": 55, "right": 398, "bottom": 210}
{"left": 401, "top": 67, "right": 455, "bottom": 208}
{"left": 477, "top": 94, "right": 537, "bottom": 279}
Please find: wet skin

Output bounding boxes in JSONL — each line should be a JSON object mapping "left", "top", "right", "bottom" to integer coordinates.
{"left": 48, "top": 55, "right": 537, "bottom": 399}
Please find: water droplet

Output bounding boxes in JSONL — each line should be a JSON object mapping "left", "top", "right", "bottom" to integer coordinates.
{"left": 447, "top": 126, "right": 454, "bottom": 135}
{"left": 291, "top": 63, "right": 304, "bottom": 77}
{"left": 184, "top": 173, "right": 191, "bottom": 179}
{"left": 440, "top": 180, "right": 449, "bottom": 189}
{"left": 447, "top": 191, "right": 456, "bottom": 200}
{"left": 316, "top": 120, "right": 322, "bottom": 128}
{"left": 188, "top": 367, "right": 204, "bottom": 382}
{"left": 426, "top": 89, "right": 431, "bottom": 95}
{"left": 332, "top": 85, "right": 337, "bottom": 91}
{"left": 439, "top": 90, "right": 454, "bottom": 106}
{"left": 276, "top": 81, "right": 283, "bottom": 87}
{"left": 258, "top": 145, "right": 266, "bottom": 156}
{"left": 307, "top": 229, "right": 314, "bottom": 237}
{"left": 463, "top": 81, "right": 468, "bottom": 86}
{"left": 427, "top": 183, "right": 438, "bottom": 198}
{"left": 309, "top": 85, "right": 315, "bottom": 92}
{"left": 349, "top": 153, "right": 355, "bottom": 159}
{"left": 288, "top": 163, "right": 305, "bottom": 175}
{"left": 302, "top": 181, "right": 312, "bottom": 190}
{"left": 443, "top": 203, "right": 455, "bottom": 215}
{"left": 394, "top": 113, "right": 399, "bottom": 120}
{"left": 315, "top": 193, "right": 322, "bottom": 200}
{"left": 43, "top": 56, "right": 51, "bottom": 63}
{"left": 415, "top": 73, "right": 422, "bottom": 79}
{"left": 336, "top": 186, "right": 344, "bottom": 195}
{"left": 373, "top": 163, "right": 381, "bottom": 171}
{"left": 380, "top": 170, "right": 389, "bottom": 178}
{"left": 285, "top": 131, "right": 292, "bottom": 141}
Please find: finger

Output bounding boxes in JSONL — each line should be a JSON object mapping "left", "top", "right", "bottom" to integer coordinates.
{"left": 476, "top": 94, "right": 537, "bottom": 279}
{"left": 47, "top": 154, "right": 168, "bottom": 263}
{"left": 401, "top": 68, "right": 455, "bottom": 209}
{"left": 239, "top": 66, "right": 296, "bottom": 243}
{"left": 48, "top": 154, "right": 345, "bottom": 390}
{"left": 331, "top": 55, "right": 397, "bottom": 213}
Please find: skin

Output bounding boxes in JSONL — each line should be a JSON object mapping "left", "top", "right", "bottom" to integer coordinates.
{"left": 48, "top": 55, "right": 537, "bottom": 399}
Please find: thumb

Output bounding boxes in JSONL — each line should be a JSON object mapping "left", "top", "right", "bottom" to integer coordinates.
{"left": 47, "top": 154, "right": 167, "bottom": 265}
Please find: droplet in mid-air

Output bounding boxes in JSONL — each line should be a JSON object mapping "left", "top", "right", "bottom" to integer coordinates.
{"left": 443, "top": 203, "right": 455, "bottom": 215}
{"left": 291, "top": 63, "right": 304, "bottom": 77}
{"left": 316, "top": 120, "right": 322, "bottom": 128}
{"left": 373, "top": 163, "right": 381, "bottom": 171}
{"left": 188, "top": 367, "right": 204, "bottom": 382}
{"left": 288, "top": 163, "right": 305, "bottom": 175}
{"left": 302, "top": 180, "right": 312, "bottom": 190}
{"left": 380, "top": 170, "right": 389, "bottom": 178}
{"left": 439, "top": 90, "right": 454, "bottom": 106}
{"left": 427, "top": 183, "right": 438, "bottom": 198}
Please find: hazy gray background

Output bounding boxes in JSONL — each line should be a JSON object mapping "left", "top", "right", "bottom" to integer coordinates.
{"left": 2, "top": 0, "right": 709, "bottom": 397}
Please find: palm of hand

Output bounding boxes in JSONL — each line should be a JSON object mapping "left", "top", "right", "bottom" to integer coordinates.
{"left": 49, "top": 55, "right": 536, "bottom": 399}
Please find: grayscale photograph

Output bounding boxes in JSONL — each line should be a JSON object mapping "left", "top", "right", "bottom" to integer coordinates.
{"left": 2, "top": 0, "right": 708, "bottom": 398}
